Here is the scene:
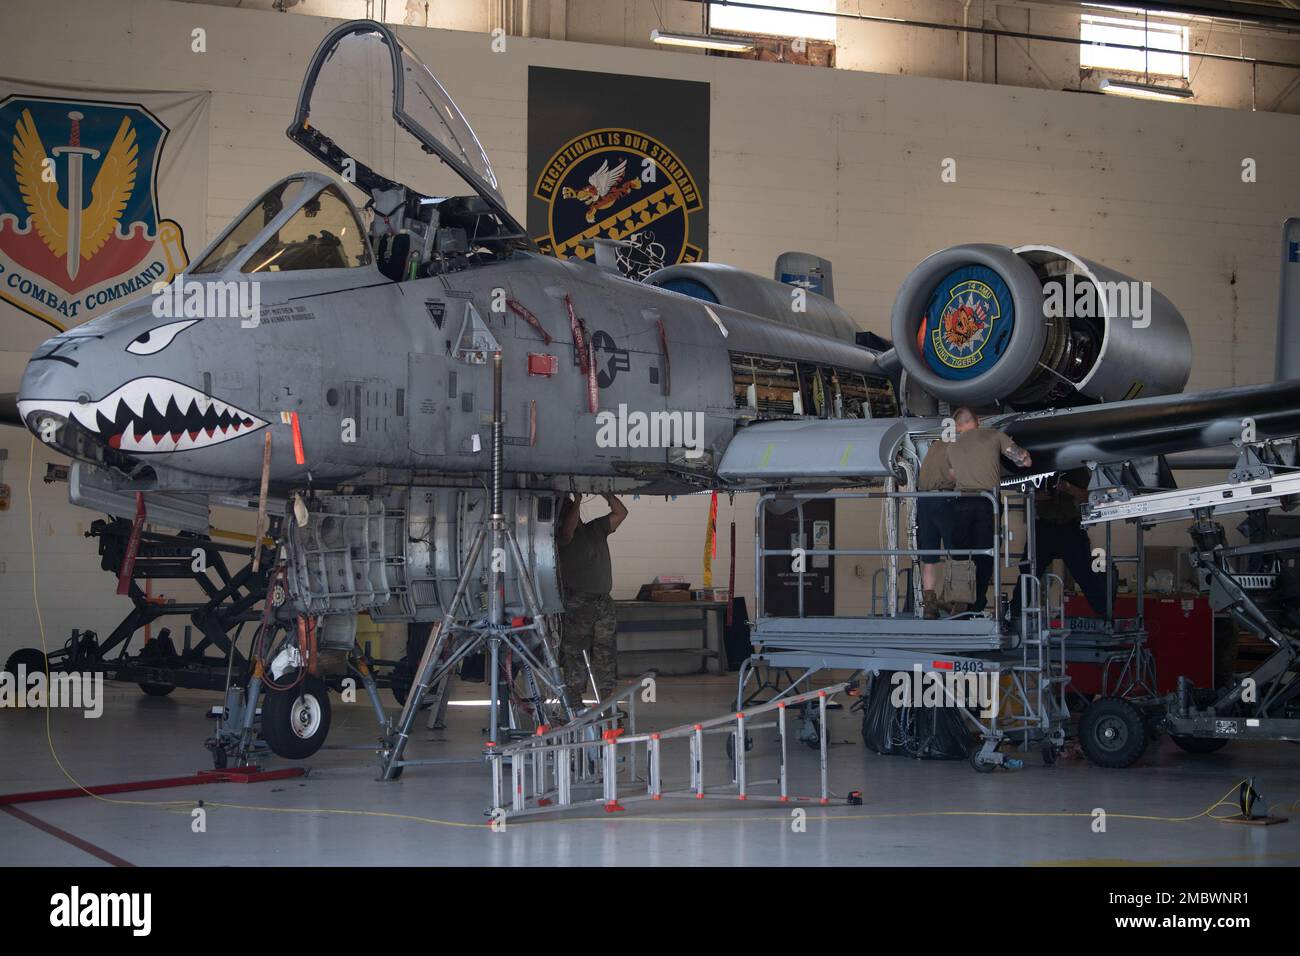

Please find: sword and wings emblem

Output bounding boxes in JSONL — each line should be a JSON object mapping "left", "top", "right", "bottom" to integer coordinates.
{"left": 12, "top": 108, "right": 138, "bottom": 279}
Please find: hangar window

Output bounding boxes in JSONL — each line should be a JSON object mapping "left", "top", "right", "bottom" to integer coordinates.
{"left": 1080, "top": 14, "right": 1189, "bottom": 78}
{"left": 243, "top": 185, "right": 373, "bottom": 273}
{"left": 708, "top": 0, "right": 836, "bottom": 42}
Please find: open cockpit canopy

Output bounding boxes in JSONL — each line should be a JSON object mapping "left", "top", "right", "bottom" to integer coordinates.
{"left": 287, "top": 19, "right": 525, "bottom": 244}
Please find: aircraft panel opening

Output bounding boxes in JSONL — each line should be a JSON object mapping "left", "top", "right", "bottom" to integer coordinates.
{"left": 731, "top": 351, "right": 897, "bottom": 420}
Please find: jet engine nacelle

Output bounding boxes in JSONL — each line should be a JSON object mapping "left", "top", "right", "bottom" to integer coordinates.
{"left": 646, "top": 262, "right": 860, "bottom": 342}
{"left": 890, "top": 243, "right": 1192, "bottom": 409}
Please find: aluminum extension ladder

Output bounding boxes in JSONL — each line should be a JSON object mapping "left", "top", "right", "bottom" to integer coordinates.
{"left": 489, "top": 680, "right": 853, "bottom": 819}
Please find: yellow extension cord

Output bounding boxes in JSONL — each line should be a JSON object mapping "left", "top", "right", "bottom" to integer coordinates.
{"left": 16, "top": 436, "right": 1271, "bottom": 840}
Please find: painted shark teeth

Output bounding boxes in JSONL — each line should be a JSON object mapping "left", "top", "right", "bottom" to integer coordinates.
{"left": 17, "top": 377, "right": 267, "bottom": 455}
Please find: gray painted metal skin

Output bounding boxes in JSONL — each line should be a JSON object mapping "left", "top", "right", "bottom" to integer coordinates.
{"left": 644, "top": 260, "right": 859, "bottom": 342}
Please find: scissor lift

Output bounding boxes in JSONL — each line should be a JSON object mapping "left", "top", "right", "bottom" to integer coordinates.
{"left": 738, "top": 480, "right": 1072, "bottom": 772}
{"left": 1076, "top": 443, "right": 1300, "bottom": 766}
{"left": 2, "top": 517, "right": 272, "bottom": 695}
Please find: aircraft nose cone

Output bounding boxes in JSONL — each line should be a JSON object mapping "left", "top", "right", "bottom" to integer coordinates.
{"left": 16, "top": 344, "right": 90, "bottom": 433}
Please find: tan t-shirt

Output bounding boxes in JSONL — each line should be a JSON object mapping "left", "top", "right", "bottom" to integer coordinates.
{"left": 948, "top": 427, "right": 1014, "bottom": 490}
{"left": 918, "top": 441, "right": 955, "bottom": 492}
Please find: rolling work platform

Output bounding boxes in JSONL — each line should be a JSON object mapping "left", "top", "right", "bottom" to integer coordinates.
{"left": 1059, "top": 517, "right": 1156, "bottom": 702}
{"left": 1075, "top": 439, "right": 1300, "bottom": 766}
{"left": 739, "top": 481, "right": 1071, "bottom": 771}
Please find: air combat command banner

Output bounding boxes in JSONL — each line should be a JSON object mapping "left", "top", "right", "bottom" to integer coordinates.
{"left": 527, "top": 67, "right": 709, "bottom": 274}
{"left": 0, "top": 80, "right": 208, "bottom": 353}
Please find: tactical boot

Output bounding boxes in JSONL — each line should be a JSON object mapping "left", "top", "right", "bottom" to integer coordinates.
{"left": 921, "top": 590, "right": 940, "bottom": 620}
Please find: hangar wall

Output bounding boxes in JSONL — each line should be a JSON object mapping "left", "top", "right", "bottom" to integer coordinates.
{"left": 180, "top": 0, "right": 1300, "bottom": 115}
{"left": 1, "top": 0, "right": 1299, "bottom": 658}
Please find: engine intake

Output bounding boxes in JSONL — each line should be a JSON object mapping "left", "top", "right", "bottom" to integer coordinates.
{"left": 890, "top": 243, "right": 1191, "bottom": 409}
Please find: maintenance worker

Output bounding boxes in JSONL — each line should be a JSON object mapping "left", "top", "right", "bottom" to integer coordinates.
{"left": 916, "top": 438, "right": 955, "bottom": 619}
{"left": 556, "top": 492, "right": 627, "bottom": 709}
{"left": 946, "top": 407, "right": 1032, "bottom": 614}
{"left": 1009, "top": 470, "right": 1111, "bottom": 620}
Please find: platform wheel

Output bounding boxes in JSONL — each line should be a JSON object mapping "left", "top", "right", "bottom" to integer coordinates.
{"left": 262, "top": 673, "right": 332, "bottom": 759}
{"left": 1170, "top": 734, "right": 1229, "bottom": 755}
{"left": 139, "top": 682, "right": 176, "bottom": 697}
{"left": 801, "top": 717, "right": 822, "bottom": 750}
{"left": 1079, "top": 696, "right": 1148, "bottom": 768}
{"left": 1041, "top": 739, "right": 1059, "bottom": 765}
{"left": 970, "top": 748, "right": 998, "bottom": 773}
{"left": 4, "top": 647, "right": 48, "bottom": 677}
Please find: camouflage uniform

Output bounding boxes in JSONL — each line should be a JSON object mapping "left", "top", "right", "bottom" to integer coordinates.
{"left": 560, "top": 591, "right": 618, "bottom": 706}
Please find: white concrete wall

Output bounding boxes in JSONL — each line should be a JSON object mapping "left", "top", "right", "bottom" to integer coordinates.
{"left": 1, "top": 0, "right": 1298, "bottom": 659}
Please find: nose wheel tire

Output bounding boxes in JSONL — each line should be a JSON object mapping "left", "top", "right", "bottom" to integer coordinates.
{"left": 1079, "top": 696, "right": 1147, "bottom": 768}
{"left": 262, "top": 674, "right": 332, "bottom": 759}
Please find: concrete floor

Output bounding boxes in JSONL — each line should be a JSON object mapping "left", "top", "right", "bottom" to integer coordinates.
{"left": 2, "top": 673, "right": 1300, "bottom": 866}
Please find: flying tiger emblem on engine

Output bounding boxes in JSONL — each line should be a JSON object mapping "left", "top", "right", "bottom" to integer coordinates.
{"left": 942, "top": 298, "right": 987, "bottom": 350}
{"left": 927, "top": 278, "right": 1002, "bottom": 372}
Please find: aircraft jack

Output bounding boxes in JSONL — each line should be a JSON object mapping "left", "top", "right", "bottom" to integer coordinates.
{"left": 378, "top": 352, "right": 572, "bottom": 780}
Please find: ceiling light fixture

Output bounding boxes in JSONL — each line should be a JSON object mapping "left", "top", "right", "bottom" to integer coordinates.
{"left": 1099, "top": 77, "right": 1193, "bottom": 100}
{"left": 650, "top": 29, "right": 756, "bottom": 52}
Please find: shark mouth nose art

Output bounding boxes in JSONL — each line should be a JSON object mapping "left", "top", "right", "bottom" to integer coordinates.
{"left": 18, "top": 377, "right": 267, "bottom": 453}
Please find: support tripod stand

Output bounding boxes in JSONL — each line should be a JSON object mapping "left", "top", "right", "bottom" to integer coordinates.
{"left": 379, "top": 351, "right": 573, "bottom": 780}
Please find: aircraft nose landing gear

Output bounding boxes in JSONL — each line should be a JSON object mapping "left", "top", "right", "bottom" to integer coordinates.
{"left": 261, "top": 673, "right": 332, "bottom": 760}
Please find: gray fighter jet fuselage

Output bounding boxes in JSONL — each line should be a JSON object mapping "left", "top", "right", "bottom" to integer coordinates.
{"left": 16, "top": 198, "right": 889, "bottom": 497}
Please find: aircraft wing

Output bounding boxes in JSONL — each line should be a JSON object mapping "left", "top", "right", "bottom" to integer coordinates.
{"left": 997, "top": 379, "right": 1300, "bottom": 473}
{"left": 716, "top": 379, "right": 1300, "bottom": 487}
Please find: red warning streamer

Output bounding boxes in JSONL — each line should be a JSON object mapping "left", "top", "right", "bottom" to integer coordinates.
{"left": 565, "top": 295, "right": 599, "bottom": 414}
{"left": 709, "top": 490, "right": 719, "bottom": 560}
{"left": 289, "top": 411, "right": 306, "bottom": 465}
{"left": 727, "top": 518, "right": 737, "bottom": 628}
{"left": 115, "top": 492, "right": 147, "bottom": 596}
{"left": 508, "top": 298, "right": 553, "bottom": 345}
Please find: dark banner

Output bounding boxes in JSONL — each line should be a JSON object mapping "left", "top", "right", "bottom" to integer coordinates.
{"left": 527, "top": 66, "right": 709, "bottom": 274}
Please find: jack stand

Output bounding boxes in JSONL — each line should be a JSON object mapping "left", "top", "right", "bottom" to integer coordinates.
{"left": 206, "top": 673, "right": 267, "bottom": 769}
{"left": 379, "top": 351, "right": 572, "bottom": 780}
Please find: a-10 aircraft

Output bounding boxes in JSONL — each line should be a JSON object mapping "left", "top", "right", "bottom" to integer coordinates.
{"left": 7, "top": 19, "right": 1300, "bottom": 760}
